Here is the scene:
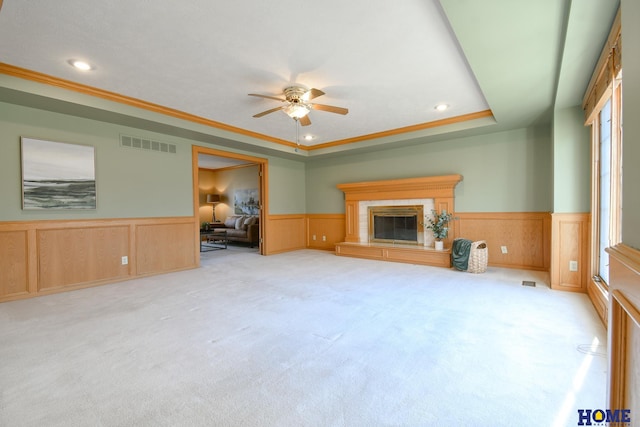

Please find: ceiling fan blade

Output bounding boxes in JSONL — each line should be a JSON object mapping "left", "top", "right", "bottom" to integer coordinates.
{"left": 253, "top": 106, "right": 285, "bottom": 118}
{"left": 305, "top": 88, "right": 325, "bottom": 100}
{"left": 248, "top": 93, "right": 287, "bottom": 102}
{"left": 299, "top": 115, "right": 311, "bottom": 126}
{"left": 310, "top": 103, "right": 349, "bottom": 115}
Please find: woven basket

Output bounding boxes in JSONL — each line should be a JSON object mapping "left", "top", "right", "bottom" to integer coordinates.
{"left": 467, "top": 240, "right": 488, "bottom": 273}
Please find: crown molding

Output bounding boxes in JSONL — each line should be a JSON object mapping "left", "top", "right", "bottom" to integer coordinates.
{"left": 1, "top": 62, "right": 493, "bottom": 154}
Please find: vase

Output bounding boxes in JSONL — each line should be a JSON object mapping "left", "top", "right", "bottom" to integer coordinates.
{"left": 435, "top": 240, "right": 444, "bottom": 251}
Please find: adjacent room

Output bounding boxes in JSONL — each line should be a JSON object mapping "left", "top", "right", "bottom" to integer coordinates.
{"left": 1, "top": 1, "right": 639, "bottom": 426}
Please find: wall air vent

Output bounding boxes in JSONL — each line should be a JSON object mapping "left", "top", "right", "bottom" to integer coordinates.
{"left": 120, "top": 134, "right": 176, "bottom": 154}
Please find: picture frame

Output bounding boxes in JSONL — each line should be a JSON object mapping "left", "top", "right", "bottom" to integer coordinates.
{"left": 234, "top": 188, "right": 259, "bottom": 215}
{"left": 21, "top": 137, "right": 97, "bottom": 210}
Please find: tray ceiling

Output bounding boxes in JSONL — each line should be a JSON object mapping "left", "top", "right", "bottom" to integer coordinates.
{"left": 0, "top": 0, "right": 619, "bottom": 156}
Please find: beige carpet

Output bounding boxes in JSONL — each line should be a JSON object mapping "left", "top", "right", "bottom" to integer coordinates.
{"left": 0, "top": 250, "right": 607, "bottom": 426}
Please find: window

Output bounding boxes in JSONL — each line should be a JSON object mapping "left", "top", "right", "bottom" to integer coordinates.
{"left": 589, "top": 78, "right": 622, "bottom": 289}
{"left": 584, "top": 12, "right": 622, "bottom": 292}
{"left": 598, "top": 99, "right": 612, "bottom": 285}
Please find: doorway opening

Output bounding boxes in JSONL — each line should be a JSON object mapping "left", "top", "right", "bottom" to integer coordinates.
{"left": 192, "top": 146, "right": 268, "bottom": 257}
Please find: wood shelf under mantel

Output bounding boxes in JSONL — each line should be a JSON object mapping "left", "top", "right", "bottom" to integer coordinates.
{"left": 336, "top": 242, "right": 451, "bottom": 268}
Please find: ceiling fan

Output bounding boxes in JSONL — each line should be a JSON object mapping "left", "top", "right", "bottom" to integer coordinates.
{"left": 248, "top": 86, "right": 348, "bottom": 126}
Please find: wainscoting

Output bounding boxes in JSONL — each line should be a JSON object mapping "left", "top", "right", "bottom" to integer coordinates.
{"left": 306, "top": 214, "right": 345, "bottom": 250}
{"left": 305, "top": 211, "right": 553, "bottom": 272}
{"left": 550, "top": 213, "right": 591, "bottom": 292}
{"left": 0, "top": 217, "right": 197, "bottom": 302}
{"left": 1, "top": 211, "right": 578, "bottom": 302}
{"left": 264, "top": 214, "right": 307, "bottom": 255}
{"left": 264, "top": 214, "right": 348, "bottom": 254}
{"left": 454, "top": 212, "right": 551, "bottom": 271}
{"left": 263, "top": 214, "right": 345, "bottom": 254}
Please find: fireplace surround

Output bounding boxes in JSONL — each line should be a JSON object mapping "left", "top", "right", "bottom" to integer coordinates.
{"left": 360, "top": 199, "right": 434, "bottom": 246}
{"left": 336, "top": 175, "right": 463, "bottom": 267}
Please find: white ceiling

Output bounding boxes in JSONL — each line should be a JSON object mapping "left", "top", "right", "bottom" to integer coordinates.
{"left": 198, "top": 154, "right": 251, "bottom": 170}
{"left": 0, "top": 0, "right": 488, "bottom": 150}
{"left": 0, "top": 0, "right": 619, "bottom": 157}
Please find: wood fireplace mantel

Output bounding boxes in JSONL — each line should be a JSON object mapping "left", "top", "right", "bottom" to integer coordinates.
{"left": 335, "top": 174, "right": 463, "bottom": 267}
{"left": 336, "top": 174, "right": 463, "bottom": 202}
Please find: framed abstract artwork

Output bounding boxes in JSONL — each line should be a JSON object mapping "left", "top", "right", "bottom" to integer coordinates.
{"left": 21, "top": 137, "right": 97, "bottom": 210}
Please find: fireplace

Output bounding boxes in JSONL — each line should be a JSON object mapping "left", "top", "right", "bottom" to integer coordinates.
{"left": 336, "top": 175, "right": 462, "bottom": 267}
{"left": 369, "top": 205, "right": 423, "bottom": 245}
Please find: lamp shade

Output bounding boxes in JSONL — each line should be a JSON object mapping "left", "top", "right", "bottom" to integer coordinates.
{"left": 206, "top": 194, "right": 221, "bottom": 204}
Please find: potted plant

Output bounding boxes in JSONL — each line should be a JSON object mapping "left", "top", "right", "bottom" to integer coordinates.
{"left": 425, "top": 209, "right": 453, "bottom": 250}
{"left": 201, "top": 222, "right": 210, "bottom": 231}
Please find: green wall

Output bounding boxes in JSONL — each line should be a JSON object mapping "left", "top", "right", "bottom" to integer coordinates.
{"left": 0, "top": 101, "right": 307, "bottom": 221}
{"left": 0, "top": 101, "right": 193, "bottom": 219}
{"left": 267, "top": 156, "right": 306, "bottom": 215}
{"left": 621, "top": 0, "right": 640, "bottom": 249}
{"left": 552, "top": 106, "right": 591, "bottom": 213}
{"left": 305, "top": 126, "right": 552, "bottom": 214}
{"left": 2, "top": 98, "right": 584, "bottom": 222}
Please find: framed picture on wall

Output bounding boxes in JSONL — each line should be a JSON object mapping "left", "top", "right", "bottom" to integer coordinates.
{"left": 234, "top": 188, "right": 259, "bottom": 215}
{"left": 21, "top": 137, "right": 97, "bottom": 210}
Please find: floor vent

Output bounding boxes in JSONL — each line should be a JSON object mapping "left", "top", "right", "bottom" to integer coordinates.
{"left": 522, "top": 281, "right": 536, "bottom": 287}
{"left": 120, "top": 135, "right": 176, "bottom": 154}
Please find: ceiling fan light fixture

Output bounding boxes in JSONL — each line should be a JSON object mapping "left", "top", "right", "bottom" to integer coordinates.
{"left": 250, "top": 86, "right": 344, "bottom": 125}
{"left": 284, "top": 103, "right": 310, "bottom": 119}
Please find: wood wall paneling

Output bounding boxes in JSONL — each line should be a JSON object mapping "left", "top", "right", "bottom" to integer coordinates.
{"left": 38, "top": 226, "right": 130, "bottom": 291}
{"left": 344, "top": 201, "right": 359, "bottom": 242}
{"left": 265, "top": 214, "right": 306, "bottom": 254}
{"left": 550, "top": 213, "right": 590, "bottom": 292}
{"left": 0, "top": 217, "right": 198, "bottom": 303}
{"left": 306, "top": 214, "right": 345, "bottom": 250}
{"left": 136, "top": 222, "right": 196, "bottom": 275}
{"left": 0, "top": 210, "right": 574, "bottom": 301}
{"left": 314, "top": 211, "right": 552, "bottom": 272}
{"left": 435, "top": 199, "right": 455, "bottom": 248}
{"left": 558, "top": 222, "right": 582, "bottom": 288}
{"left": 0, "top": 230, "right": 29, "bottom": 298}
{"left": 455, "top": 212, "right": 551, "bottom": 271}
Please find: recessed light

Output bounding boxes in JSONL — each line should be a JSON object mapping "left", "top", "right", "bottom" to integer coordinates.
{"left": 435, "top": 103, "right": 449, "bottom": 111}
{"left": 303, "top": 135, "right": 315, "bottom": 141}
{"left": 68, "top": 59, "right": 94, "bottom": 71}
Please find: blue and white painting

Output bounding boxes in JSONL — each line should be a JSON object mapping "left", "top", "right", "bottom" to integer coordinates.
{"left": 234, "top": 188, "right": 259, "bottom": 215}
{"left": 21, "top": 138, "right": 96, "bottom": 209}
